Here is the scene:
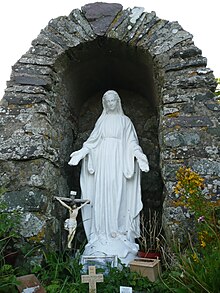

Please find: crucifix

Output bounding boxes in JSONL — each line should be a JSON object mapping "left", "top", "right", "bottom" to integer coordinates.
{"left": 81, "top": 266, "right": 104, "bottom": 293}
{"left": 54, "top": 191, "right": 90, "bottom": 248}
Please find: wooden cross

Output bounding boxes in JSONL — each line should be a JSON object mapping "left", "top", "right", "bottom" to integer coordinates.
{"left": 81, "top": 266, "right": 104, "bottom": 293}
{"left": 54, "top": 191, "right": 90, "bottom": 248}
{"left": 55, "top": 190, "right": 89, "bottom": 205}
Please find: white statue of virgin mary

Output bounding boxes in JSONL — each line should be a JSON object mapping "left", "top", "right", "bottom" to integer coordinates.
{"left": 68, "top": 90, "right": 149, "bottom": 265}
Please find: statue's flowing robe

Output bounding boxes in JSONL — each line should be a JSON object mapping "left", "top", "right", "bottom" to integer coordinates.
{"left": 78, "top": 113, "right": 144, "bottom": 258}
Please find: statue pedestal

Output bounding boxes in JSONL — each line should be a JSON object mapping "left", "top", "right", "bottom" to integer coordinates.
{"left": 83, "top": 236, "right": 139, "bottom": 266}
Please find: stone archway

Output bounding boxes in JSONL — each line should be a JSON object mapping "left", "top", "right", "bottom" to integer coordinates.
{"left": 0, "top": 2, "right": 218, "bottom": 248}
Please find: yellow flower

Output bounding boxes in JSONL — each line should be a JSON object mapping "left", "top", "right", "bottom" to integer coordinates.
{"left": 192, "top": 253, "right": 199, "bottom": 263}
{"left": 200, "top": 239, "right": 206, "bottom": 248}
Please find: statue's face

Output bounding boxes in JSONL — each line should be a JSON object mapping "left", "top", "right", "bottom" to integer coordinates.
{"left": 105, "top": 94, "right": 118, "bottom": 112}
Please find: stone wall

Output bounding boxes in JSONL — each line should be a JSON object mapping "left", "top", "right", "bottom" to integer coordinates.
{"left": 0, "top": 2, "right": 219, "bottom": 249}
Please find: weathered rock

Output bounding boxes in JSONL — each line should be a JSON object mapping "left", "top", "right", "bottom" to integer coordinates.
{"left": 4, "top": 85, "right": 47, "bottom": 95}
{"left": 12, "top": 74, "right": 52, "bottom": 88}
{"left": 190, "top": 158, "right": 220, "bottom": 177}
{"left": 0, "top": 189, "right": 47, "bottom": 212}
{"left": 107, "top": 8, "right": 132, "bottom": 39}
{"left": 69, "top": 9, "right": 95, "bottom": 39}
{"left": 81, "top": 2, "right": 122, "bottom": 36}
{"left": 4, "top": 93, "right": 47, "bottom": 105}
{"left": 18, "top": 54, "right": 55, "bottom": 66}
{"left": 205, "top": 101, "right": 220, "bottom": 111}
{"left": 163, "top": 116, "right": 213, "bottom": 128}
{"left": 163, "top": 131, "right": 201, "bottom": 147}
{"left": 165, "top": 56, "right": 207, "bottom": 72}
{"left": 161, "top": 163, "right": 182, "bottom": 181}
{"left": 162, "top": 203, "right": 192, "bottom": 244}
{"left": 170, "top": 46, "right": 202, "bottom": 58}
{"left": 19, "top": 213, "right": 46, "bottom": 238}
{"left": 208, "top": 127, "right": 220, "bottom": 137}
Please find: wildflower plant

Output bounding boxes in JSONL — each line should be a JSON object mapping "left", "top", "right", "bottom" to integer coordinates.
{"left": 174, "top": 166, "right": 212, "bottom": 220}
{"left": 174, "top": 166, "right": 220, "bottom": 246}
{"left": 164, "top": 166, "right": 220, "bottom": 292}
{"left": 0, "top": 198, "right": 21, "bottom": 292}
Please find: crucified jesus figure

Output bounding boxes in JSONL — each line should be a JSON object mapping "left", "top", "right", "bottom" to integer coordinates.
{"left": 55, "top": 196, "right": 90, "bottom": 249}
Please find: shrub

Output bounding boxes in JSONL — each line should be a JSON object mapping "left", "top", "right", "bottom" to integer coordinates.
{"left": 0, "top": 189, "right": 21, "bottom": 292}
{"left": 163, "top": 166, "right": 220, "bottom": 292}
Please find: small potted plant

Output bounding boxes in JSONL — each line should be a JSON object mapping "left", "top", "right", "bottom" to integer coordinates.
{"left": 137, "top": 209, "right": 162, "bottom": 259}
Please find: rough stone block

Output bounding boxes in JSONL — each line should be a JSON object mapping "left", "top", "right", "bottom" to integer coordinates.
{"left": 13, "top": 74, "right": 52, "bottom": 88}
{"left": 163, "top": 116, "right": 213, "bottom": 128}
{"left": 1, "top": 189, "right": 47, "bottom": 212}
{"left": 82, "top": 2, "right": 122, "bottom": 36}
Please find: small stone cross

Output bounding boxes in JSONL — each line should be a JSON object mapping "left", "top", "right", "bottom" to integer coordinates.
{"left": 81, "top": 266, "right": 104, "bottom": 293}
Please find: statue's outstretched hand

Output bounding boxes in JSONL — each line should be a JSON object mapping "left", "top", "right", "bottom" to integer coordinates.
{"left": 135, "top": 151, "right": 150, "bottom": 173}
{"left": 68, "top": 148, "right": 89, "bottom": 166}
{"left": 138, "top": 159, "right": 149, "bottom": 172}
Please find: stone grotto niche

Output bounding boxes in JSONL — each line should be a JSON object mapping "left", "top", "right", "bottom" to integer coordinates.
{"left": 59, "top": 37, "right": 163, "bottom": 245}
{"left": 0, "top": 2, "right": 218, "bottom": 252}
{"left": 61, "top": 38, "right": 163, "bottom": 209}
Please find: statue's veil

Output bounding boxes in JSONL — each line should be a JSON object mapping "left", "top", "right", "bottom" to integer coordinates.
{"left": 102, "top": 90, "right": 124, "bottom": 115}
{"left": 94, "top": 90, "right": 124, "bottom": 127}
